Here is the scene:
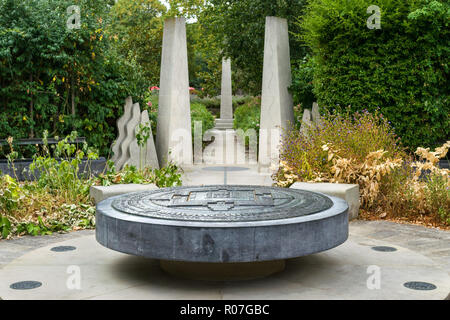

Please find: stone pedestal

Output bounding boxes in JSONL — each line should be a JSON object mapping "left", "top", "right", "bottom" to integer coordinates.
{"left": 258, "top": 17, "right": 294, "bottom": 169}
{"left": 215, "top": 58, "right": 233, "bottom": 130}
{"left": 160, "top": 260, "right": 285, "bottom": 281}
{"left": 215, "top": 119, "right": 234, "bottom": 130}
{"left": 156, "top": 17, "right": 193, "bottom": 167}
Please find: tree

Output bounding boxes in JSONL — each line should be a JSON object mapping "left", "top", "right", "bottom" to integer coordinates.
{"left": 0, "top": 0, "right": 147, "bottom": 156}
{"left": 297, "top": 0, "right": 449, "bottom": 149}
{"left": 198, "top": 0, "right": 308, "bottom": 95}
{"left": 109, "top": 0, "right": 166, "bottom": 86}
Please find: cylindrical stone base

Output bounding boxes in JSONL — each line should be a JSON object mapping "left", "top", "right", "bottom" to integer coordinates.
{"left": 159, "top": 260, "right": 286, "bottom": 281}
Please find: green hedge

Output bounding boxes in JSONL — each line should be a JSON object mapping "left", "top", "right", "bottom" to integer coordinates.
{"left": 191, "top": 102, "right": 215, "bottom": 138}
{"left": 233, "top": 97, "right": 261, "bottom": 141}
{"left": 296, "top": 0, "right": 449, "bottom": 150}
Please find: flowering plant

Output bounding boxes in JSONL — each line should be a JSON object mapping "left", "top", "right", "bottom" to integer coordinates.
{"left": 274, "top": 108, "right": 449, "bottom": 225}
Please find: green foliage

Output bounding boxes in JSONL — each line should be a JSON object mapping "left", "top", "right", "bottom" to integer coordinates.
{"left": 191, "top": 97, "right": 220, "bottom": 110}
{"left": 0, "top": 174, "right": 23, "bottom": 212}
{"left": 232, "top": 96, "right": 254, "bottom": 108}
{"left": 0, "top": 215, "right": 11, "bottom": 238}
{"left": 136, "top": 122, "right": 152, "bottom": 149}
{"left": 152, "top": 163, "right": 183, "bottom": 188}
{"left": 233, "top": 97, "right": 261, "bottom": 146}
{"left": 191, "top": 102, "right": 215, "bottom": 138}
{"left": 199, "top": 0, "right": 307, "bottom": 94}
{"left": 14, "top": 203, "right": 95, "bottom": 237}
{"left": 190, "top": 96, "right": 252, "bottom": 117}
{"left": 96, "top": 160, "right": 182, "bottom": 188}
{"left": 28, "top": 131, "right": 99, "bottom": 202}
{"left": 0, "top": 132, "right": 101, "bottom": 239}
{"left": 136, "top": 121, "right": 153, "bottom": 169}
{"left": 233, "top": 97, "right": 261, "bottom": 133}
{"left": 109, "top": 0, "right": 166, "bottom": 86}
{"left": 0, "top": 0, "right": 148, "bottom": 156}
{"left": 424, "top": 173, "right": 450, "bottom": 224}
{"left": 290, "top": 55, "right": 315, "bottom": 109}
{"left": 278, "top": 108, "right": 404, "bottom": 181}
{"left": 16, "top": 216, "right": 66, "bottom": 236}
{"left": 297, "top": 0, "right": 449, "bottom": 150}
{"left": 142, "top": 93, "right": 215, "bottom": 140}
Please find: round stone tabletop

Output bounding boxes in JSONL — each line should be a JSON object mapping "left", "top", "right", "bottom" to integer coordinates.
{"left": 96, "top": 185, "right": 349, "bottom": 263}
{"left": 110, "top": 185, "right": 334, "bottom": 222}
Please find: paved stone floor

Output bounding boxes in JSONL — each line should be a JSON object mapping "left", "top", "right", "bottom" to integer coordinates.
{"left": 0, "top": 220, "right": 449, "bottom": 300}
{"left": 1, "top": 133, "right": 449, "bottom": 300}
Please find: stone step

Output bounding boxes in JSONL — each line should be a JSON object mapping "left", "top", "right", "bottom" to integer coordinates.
{"left": 215, "top": 119, "right": 234, "bottom": 130}
{"left": 215, "top": 119, "right": 234, "bottom": 124}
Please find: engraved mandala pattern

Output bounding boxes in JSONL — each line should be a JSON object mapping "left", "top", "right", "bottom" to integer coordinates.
{"left": 111, "top": 185, "right": 333, "bottom": 222}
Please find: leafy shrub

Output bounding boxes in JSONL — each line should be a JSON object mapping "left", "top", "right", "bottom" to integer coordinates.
{"left": 232, "top": 96, "right": 254, "bottom": 108}
{"left": 233, "top": 97, "right": 261, "bottom": 133}
{"left": 0, "top": 0, "right": 148, "bottom": 157}
{"left": 142, "top": 88, "right": 159, "bottom": 135}
{"left": 0, "top": 174, "right": 96, "bottom": 238}
{"left": 290, "top": 55, "right": 315, "bottom": 110}
{"left": 277, "top": 108, "right": 404, "bottom": 183}
{"left": 378, "top": 142, "right": 450, "bottom": 223}
{"left": 190, "top": 96, "right": 253, "bottom": 118}
{"left": 191, "top": 102, "right": 215, "bottom": 138}
{"left": 191, "top": 97, "right": 221, "bottom": 110}
{"left": 28, "top": 131, "right": 98, "bottom": 202}
{"left": 143, "top": 93, "right": 215, "bottom": 140}
{"left": 296, "top": 0, "right": 449, "bottom": 150}
{"left": 0, "top": 131, "right": 99, "bottom": 238}
{"left": 0, "top": 215, "right": 11, "bottom": 238}
{"left": 95, "top": 160, "right": 182, "bottom": 188}
{"left": 0, "top": 174, "right": 23, "bottom": 212}
{"left": 233, "top": 97, "right": 261, "bottom": 146}
{"left": 275, "top": 109, "right": 450, "bottom": 224}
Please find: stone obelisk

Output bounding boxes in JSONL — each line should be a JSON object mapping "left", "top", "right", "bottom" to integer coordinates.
{"left": 156, "top": 17, "right": 193, "bottom": 167}
{"left": 258, "top": 16, "right": 294, "bottom": 171}
{"left": 215, "top": 58, "right": 233, "bottom": 130}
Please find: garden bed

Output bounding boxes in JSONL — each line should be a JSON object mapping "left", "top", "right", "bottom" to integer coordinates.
{"left": 274, "top": 109, "right": 449, "bottom": 229}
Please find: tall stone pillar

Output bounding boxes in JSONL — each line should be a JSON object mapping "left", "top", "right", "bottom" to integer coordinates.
{"left": 215, "top": 58, "right": 233, "bottom": 130}
{"left": 156, "top": 17, "right": 193, "bottom": 167}
{"left": 258, "top": 16, "right": 294, "bottom": 170}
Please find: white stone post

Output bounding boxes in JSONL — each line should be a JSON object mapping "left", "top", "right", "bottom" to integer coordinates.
{"left": 215, "top": 58, "right": 234, "bottom": 130}
{"left": 156, "top": 17, "right": 193, "bottom": 167}
{"left": 258, "top": 16, "right": 294, "bottom": 171}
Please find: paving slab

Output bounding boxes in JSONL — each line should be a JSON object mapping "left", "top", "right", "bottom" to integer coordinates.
{"left": 0, "top": 221, "right": 449, "bottom": 300}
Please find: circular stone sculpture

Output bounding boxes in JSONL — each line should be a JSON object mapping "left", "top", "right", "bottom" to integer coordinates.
{"left": 96, "top": 185, "right": 348, "bottom": 280}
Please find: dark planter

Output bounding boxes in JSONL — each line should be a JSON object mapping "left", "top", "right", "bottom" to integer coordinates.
{"left": 0, "top": 158, "right": 107, "bottom": 181}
